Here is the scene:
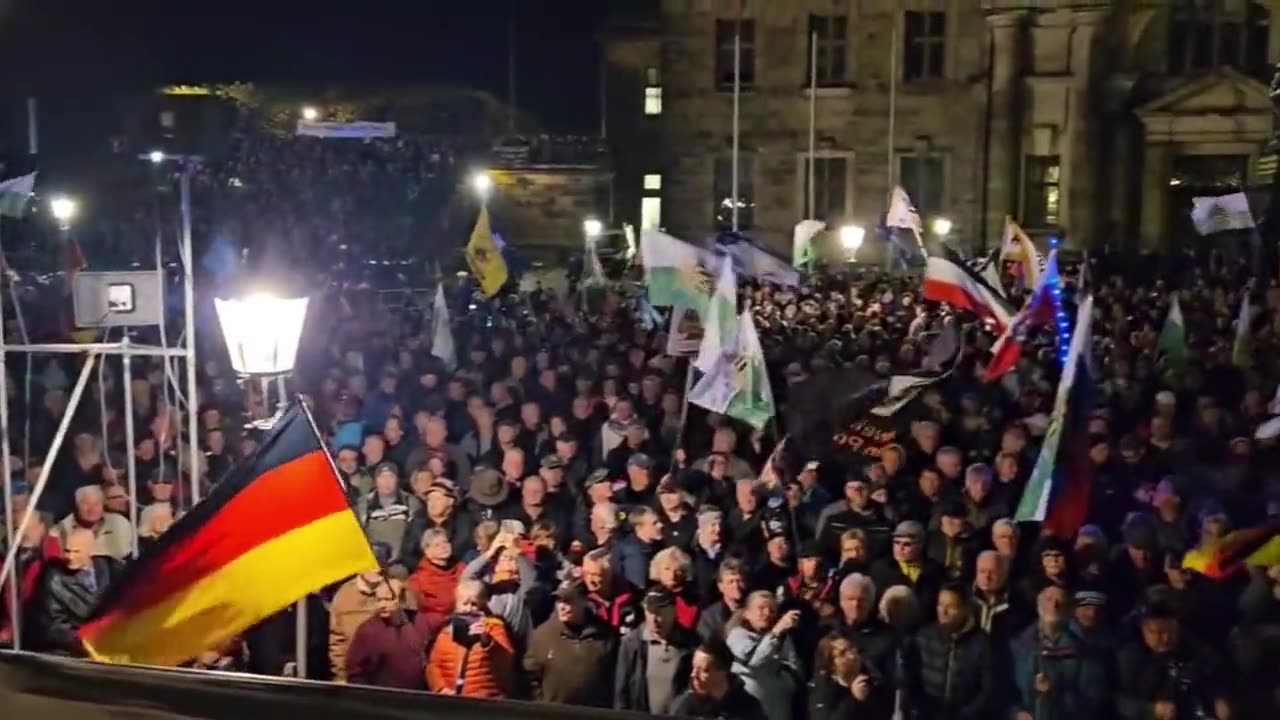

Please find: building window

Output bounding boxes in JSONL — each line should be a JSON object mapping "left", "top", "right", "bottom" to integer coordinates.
{"left": 713, "top": 156, "right": 755, "bottom": 229}
{"left": 644, "top": 173, "right": 662, "bottom": 191}
{"left": 641, "top": 197, "right": 662, "bottom": 231}
{"left": 801, "top": 156, "right": 849, "bottom": 221}
{"left": 1022, "top": 156, "right": 1061, "bottom": 228}
{"left": 1169, "top": 1, "right": 1270, "bottom": 77}
{"left": 898, "top": 154, "right": 945, "bottom": 217}
{"left": 903, "top": 11, "right": 946, "bottom": 81}
{"left": 715, "top": 19, "right": 756, "bottom": 90}
{"left": 808, "top": 15, "right": 848, "bottom": 86}
{"left": 644, "top": 86, "right": 663, "bottom": 115}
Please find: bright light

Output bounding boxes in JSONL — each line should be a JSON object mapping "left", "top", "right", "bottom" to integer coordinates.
{"left": 470, "top": 172, "right": 493, "bottom": 197}
{"left": 148, "top": 150, "right": 165, "bottom": 164}
{"left": 839, "top": 225, "right": 865, "bottom": 251}
{"left": 49, "top": 196, "right": 78, "bottom": 227}
{"left": 931, "top": 217, "right": 953, "bottom": 237}
{"left": 583, "top": 218, "right": 604, "bottom": 238}
{"left": 301, "top": 106, "right": 320, "bottom": 121}
{"left": 214, "top": 293, "right": 310, "bottom": 377}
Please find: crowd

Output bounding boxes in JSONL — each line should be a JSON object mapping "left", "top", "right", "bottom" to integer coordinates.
{"left": 2, "top": 241, "right": 1280, "bottom": 720}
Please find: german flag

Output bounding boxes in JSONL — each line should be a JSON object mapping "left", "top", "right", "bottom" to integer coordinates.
{"left": 80, "top": 402, "right": 376, "bottom": 666}
{"left": 1183, "top": 522, "right": 1280, "bottom": 580}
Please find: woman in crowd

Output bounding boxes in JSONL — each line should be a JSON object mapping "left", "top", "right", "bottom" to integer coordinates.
{"left": 725, "top": 590, "right": 804, "bottom": 720}
{"left": 425, "top": 579, "right": 515, "bottom": 698}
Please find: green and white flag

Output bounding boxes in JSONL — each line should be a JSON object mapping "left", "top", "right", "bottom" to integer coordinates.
{"left": 724, "top": 311, "right": 775, "bottom": 430}
{"left": 793, "top": 219, "right": 824, "bottom": 269}
{"left": 1158, "top": 295, "right": 1187, "bottom": 370}
{"left": 0, "top": 172, "right": 37, "bottom": 218}
{"left": 640, "top": 229, "right": 713, "bottom": 311}
{"left": 690, "top": 309, "right": 775, "bottom": 429}
{"left": 694, "top": 258, "right": 738, "bottom": 374}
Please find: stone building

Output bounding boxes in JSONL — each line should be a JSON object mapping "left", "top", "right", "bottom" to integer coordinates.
{"left": 602, "top": 0, "right": 1280, "bottom": 257}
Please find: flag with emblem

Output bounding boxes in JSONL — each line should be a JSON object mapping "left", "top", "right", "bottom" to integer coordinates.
{"left": 690, "top": 309, "right": 775, "bottom": 429}
{"left": 465, "top": 207, "right": 509, "bottom": 297}
{"left": 694, "top": 257, "right": 738, "bottom": 374}
{"left": 640, "top": 229, "right": 714, "bottom": 310}
{"left": 984, "top": 250, "right": 1059, "bottom": 382}
{"left": 1191, "top": 192, "right": 1255, "bottom": 236}
{"left": 1158, "top": 295, "right": 1188, "bottom": 371}
{"left": 1233, "top": 292, "right": 1253, "bottom": 368}
{"left": 1002, "top": 217, "right": 1043, "bottom": 290}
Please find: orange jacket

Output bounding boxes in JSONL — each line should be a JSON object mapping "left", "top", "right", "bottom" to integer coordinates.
{"left": 425, "top": 615, "right": 514, "bottom": 698}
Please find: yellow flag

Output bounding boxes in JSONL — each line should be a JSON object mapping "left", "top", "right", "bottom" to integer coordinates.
{"left": 465, "top": 207, "right": 508, "bottom": 297}
{"left": 1004, "top": 217, "right": 1041, "bottom": 289}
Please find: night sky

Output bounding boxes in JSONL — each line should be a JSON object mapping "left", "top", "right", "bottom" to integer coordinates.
{"left": 0, "top": 0, "right": 655, "bottom": 131}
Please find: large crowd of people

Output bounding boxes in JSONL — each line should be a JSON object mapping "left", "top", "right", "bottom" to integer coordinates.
{"left": 3, "top": 190, "right": 1280, "bottom": 720}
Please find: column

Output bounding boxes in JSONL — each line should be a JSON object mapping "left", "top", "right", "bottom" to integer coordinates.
{"left": 984, "top": 12, "right": 1026, "bottom": 245}
{"left": 1061, "top": 11, "right": 1105, "bottom": 250}
{"left": 1139, "top": 142, "right": 1172, "bottom": 253}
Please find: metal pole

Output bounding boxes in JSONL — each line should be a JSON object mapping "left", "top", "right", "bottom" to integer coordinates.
{"left": 0, "top": 231, "right": 16, "bottom": 650}
{"left": 281, "top": 374, "right": 306, "bottom": 677}
{"left": 507, "top": 5, "right": 518, "bottom": 134}
{"left": 0, "top": 354, "right": 97, "bottom": 592}
{"left": 26, "top": 97, "right": 37, "bottom": 156}
{"left": 887, "top": 22, "right": 898, "bottom": 193}
{"left": 731, "top": 26, "right": 741, "bottom": 233}
{"left": 808, "top": 30, "right": 817, "bottom": 219}
{"left": 123, "top": 339, "right": 139, "bottom": 558}
{"left": 180, "top": 160, "right": 201, "bottom": 505}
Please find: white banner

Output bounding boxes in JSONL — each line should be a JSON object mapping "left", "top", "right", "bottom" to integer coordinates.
{"left": 296, "top": 120, "right": 397, "bottom": 139}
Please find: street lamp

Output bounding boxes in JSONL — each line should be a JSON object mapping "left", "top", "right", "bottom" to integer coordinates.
{"left": 49, "top": 196, "right": 77, "bottom": 230}
{"left": 470, "top": 171, "right": 493, "bottom": 199}
{"left": 583, "top": 217, "right": 604, "bottom": 238}
{"left": 931, "top": 217, "right": 953, "bottom": 237}
{"left": 214, "top": 292, "right": 310, "bottom": 378}
{"left": 148, "top": 149, "right": 165, "bottom": 165}
{"left": 839, "top": 224, "right": 866, "bottom": 251}
{"left": 301, "top": 105, "right": 320, "bottom": 122}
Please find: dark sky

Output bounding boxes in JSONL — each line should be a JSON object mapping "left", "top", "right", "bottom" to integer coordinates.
{"left": 0, "top": 0, "right": 655, "bottom": 131}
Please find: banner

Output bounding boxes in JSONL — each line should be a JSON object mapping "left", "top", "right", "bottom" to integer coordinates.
{"left": 832, "top": 413, "right": 902, "bottom": 463}
{"left": 296, "top": 120, "right": 397, "bottom": 139}
{"left": 1191, "top": 192, "right": 1254, "bottom": 235}
{"left": 666, "top": 304, "right": 704, "bottom": 356}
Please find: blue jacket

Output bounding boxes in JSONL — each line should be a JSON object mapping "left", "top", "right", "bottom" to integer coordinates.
{"left": 1009, "top": 624, "right": 1106, "bottom": 720}
{"left": 610, "top": 534, "right": 658, "bottom": 592}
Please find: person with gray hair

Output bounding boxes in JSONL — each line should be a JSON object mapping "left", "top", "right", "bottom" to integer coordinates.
{"left": 690, "top": 506, "right": 726, "bottom": 602}
{"left": 56, "top": 484, "right": 135, "bottom": 561}
{"left": 818, "top": 573, "right": 899, "bottom": 685}
{"left": 962, "top": 462, "right": 1008, "bottom": 533}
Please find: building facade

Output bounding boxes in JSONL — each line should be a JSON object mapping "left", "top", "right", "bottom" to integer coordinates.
{"left": 602, "top": 0, "right": 1280, "bottom": 257}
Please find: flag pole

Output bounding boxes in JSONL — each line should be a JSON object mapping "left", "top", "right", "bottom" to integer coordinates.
{"left": 808, "top": 30, "right": 817, "bottom": 220}
{"left": 731, "top": 22, "right": 741, "bottom": 233}
{"left": 0, "top": 222, "right": 15, "bottom": 650}
{"left": 887, "top": 21, "right": 897, "bottom": 195}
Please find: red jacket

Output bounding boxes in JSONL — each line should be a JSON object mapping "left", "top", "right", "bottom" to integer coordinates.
{"left": 0, "top": 535, "right": 61, "bottom": 645}
{"left": 406, "top": 558, "right": 465, "bottom": 630}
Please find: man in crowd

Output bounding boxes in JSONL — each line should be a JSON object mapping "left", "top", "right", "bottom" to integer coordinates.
{"left": 30, "top": 527, "right": 122, "bottom": 655}
{"left": 56, "top": 485, "right": 134, "bottom": 561}
{"left": 524, "top": 579, "right": 617, "bottom": 707}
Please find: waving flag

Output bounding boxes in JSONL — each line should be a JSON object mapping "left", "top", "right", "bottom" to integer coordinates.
{"left": 922, "top": 246, "right": 1016, "bottom": 332}
{"left": 690, "top": 310, "right": 775, "bottom": 429}
{"left": 0, "top": 172, "right": 36, "bottom": 218}
{"left": 80, "top": 403, "right": 376, "bottom": 666}
{"left": 1182, "top": 522, "right": 1280, "bottom": 580}
{"left": 641, "top": 229, "right": 714, "bottom": 310}
{"left": 886, "top": 186, "right": 922, "bottom": 234}
{"left": 431, "top": 283, "right": 456, "bottom": 370}
{"left": 1158, "top": 296, "right": 1188, "bottom": 371}
{"left": 1191, "top": 192, "right": 1255, "bottom": 236}
{"left": 1002, "top": 217, "right": 1043, "bottom": 290}
{"left": 1233, "top": 293, "right": 1253, "bottom": 368}
{"left": 465, "top": 207, "right": 509, "bottom": 297}
{"left": 1016, "top": 295, "right": 1095, "bottom": 537}
{"left": 793, "top": 220, "right": 825, "bottom": 269}
{"left": 984, "top": 251, "right": 1059, "bottom": 382}
{"left": 694, "top": 258, "right": 738, "bottom": 374}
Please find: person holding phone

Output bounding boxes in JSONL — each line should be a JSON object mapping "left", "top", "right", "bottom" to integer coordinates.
{"left": 425, "top": 579, "right": 515, "bottom": 698}
{"left": 725, "top": 590, "right": 803, "bottom": 720}
{"left": 808, "top": 633, "right": 891, "bottom": 720}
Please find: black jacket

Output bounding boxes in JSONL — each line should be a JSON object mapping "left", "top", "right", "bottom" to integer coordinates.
{"left": 29, "top": 556, "right": 123, "bottom": 655}
{"left": 1115, "top": 639, "right": 1226, "bottom": 720}
{"left": 807, "top": 672, "right": 893, "bottom": 720}
{"left": 818, "top": 616, "right": 900, "bottom": 685}
{"left": 670, "top": 683, "right": 768, "bottom": 720}
{"left": 907, "top": 621, "right": 993, "bottom": 720}
{"left": 614, "top": 625, "right": 696, "bottom": 712}
{"left": 869, "top": 556, "right": 945, "bottom": 616}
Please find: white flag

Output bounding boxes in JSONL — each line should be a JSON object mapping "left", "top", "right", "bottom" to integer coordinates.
{"left": 431, "top": 284, "right": 456, "bottom": 370}
{"left": 1191, "top": 192, "right": 1255, "bottom": 236}
{"left": 792, "top": 219, "right": 825, "bottom": 268}
{"left": 886, "top": 186, "right": 922, "bottom": 233}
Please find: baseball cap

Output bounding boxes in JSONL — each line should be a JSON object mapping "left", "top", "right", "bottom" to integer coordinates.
{"left": 540, "top": 455, "right": 564, "bottom": 470}
{"left": 426, "top": 480, "right": 457, "bottom": 500}
{"left": 1073, "top": 590, "right": 1107, "bottom": 608}
{"left": 552, "top": 579, "right": 588, "bottom": 601}
{"left": 797, "top": 539, "right": 822, "bottom": 558}
{"left": 802, "top": 460, "right": 821, "bottom": 473}
{"left": 627, "top": 453, "right": 653, "bottom": 470}
{"left": 584, "top": 468, "right": 611, "bottom": 488}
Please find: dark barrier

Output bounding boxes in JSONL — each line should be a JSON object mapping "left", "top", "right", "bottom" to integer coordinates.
{"left": 0, "top": 651, "right": 656, "bottom": 720}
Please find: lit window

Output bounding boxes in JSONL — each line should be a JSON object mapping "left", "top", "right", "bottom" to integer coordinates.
{"left": 641, "top": 197, "right": 662, "bottom": 230}
{"left": 644, "top": 86, "right": 663, "bottom": 115}
{"left": 1022, "top": 156, "right": 1060, "bottom": 228}
{"left": 644, "top": 174, "right": 662, "bottom": 191}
